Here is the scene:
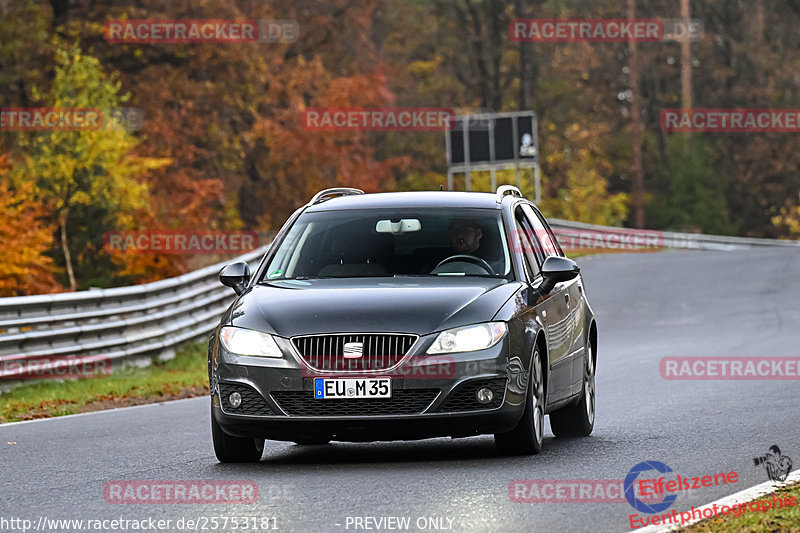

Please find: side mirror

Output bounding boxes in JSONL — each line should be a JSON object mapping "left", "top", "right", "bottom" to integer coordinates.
{"left": 219, "top": 261, "right": 251, "bottom": 295}
{"left": 539, "top": 256, "right": 580, "bottom": 295}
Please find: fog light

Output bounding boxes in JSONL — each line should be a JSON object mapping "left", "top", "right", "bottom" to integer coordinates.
{"left": 228, "top": 392, "right": 242, "bottom": 408}
{"left": 476, "top": 387, "right": 493, "bottom": 404}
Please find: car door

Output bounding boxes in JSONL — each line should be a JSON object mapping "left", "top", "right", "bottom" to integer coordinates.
{"left": 512, "top": 206, "right": 573, "bottom": 401}
{"left": 522, "top": 204, "right": 586, "bottom": 393}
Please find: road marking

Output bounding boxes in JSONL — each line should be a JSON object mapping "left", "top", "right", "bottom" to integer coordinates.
{"left": 632, "top": 468, "right": 800, "bottom": 532}
{"left": 0, "top": 396, "right": 206, "bottom": 428}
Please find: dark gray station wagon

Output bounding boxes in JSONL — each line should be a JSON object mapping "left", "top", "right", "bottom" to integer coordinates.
{"left": 209, "top": 186, "right": 597, "bottom": 462}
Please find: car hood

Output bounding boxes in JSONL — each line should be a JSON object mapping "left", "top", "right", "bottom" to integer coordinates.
{"left": 226, "top": 277, "right": 520, "bottom": 337}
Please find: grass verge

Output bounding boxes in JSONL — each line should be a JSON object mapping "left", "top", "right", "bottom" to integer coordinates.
{"left": 679, "top": 481, "right": 800, "bottom": 532}
{"left": 0, "top": 341, "right": 209, "bottom": 424}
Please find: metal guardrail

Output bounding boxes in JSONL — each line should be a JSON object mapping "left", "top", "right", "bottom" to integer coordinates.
{"left": 1, "top": 219, "right": 798, "bottom": 385}
{"left": 0, "top": 245, "right": 268, "bottom": 384}
{"left": 548, "top": 219, "right": 800, "bottom": 251}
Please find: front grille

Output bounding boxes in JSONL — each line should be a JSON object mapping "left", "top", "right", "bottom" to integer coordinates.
{"left": 219, "top": 382, "right": 275, "bottom": 416}
{"left": 292, "top": 333, "right": 417, "bottom": 372}
{"left": 438, "top": 378, "right": 507, "bottom": 412}
{"left": 271, "top": 389, "right": 439, "bottom": 416}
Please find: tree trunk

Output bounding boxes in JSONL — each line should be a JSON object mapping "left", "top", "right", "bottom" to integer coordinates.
{"left": 628, "top": 0, "right": 645, "bottom": 228}
{"left": 681, "top": 0, "right": 692, "bottom": 148}
{"left": 60, "top": 210, "right": 77, "bottom": 291}
{"left": 752, "top": 0, "right": 765, "bottom": 89}
{"left": 515, "top": 0, "right": 535, "bottom": 110}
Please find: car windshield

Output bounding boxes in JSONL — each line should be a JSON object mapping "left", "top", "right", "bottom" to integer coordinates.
{"left": 261, "top": 208, "right": 512, "bottom": 280}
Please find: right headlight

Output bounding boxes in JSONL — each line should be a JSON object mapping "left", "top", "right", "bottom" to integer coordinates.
{"left": 427, "top": 322, "right": 507, "bottom": 354}
{"left": 219, "top": 326, "right": 283, "bottom": 358}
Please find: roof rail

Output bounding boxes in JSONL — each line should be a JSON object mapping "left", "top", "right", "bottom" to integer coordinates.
{"left": 496, "top": 185, "right": 523, "bottom": 203}
{"left": 308, "top": 188, "right": 365, "bottom": 205}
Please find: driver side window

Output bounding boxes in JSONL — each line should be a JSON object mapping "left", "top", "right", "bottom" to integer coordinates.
{"left": 522, "top": 204, "right": 562, "bottom": 258}
{"left": 514, "top": 207, "right": 541, "bottom": 280}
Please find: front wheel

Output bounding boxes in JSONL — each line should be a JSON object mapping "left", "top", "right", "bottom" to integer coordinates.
{"left": 494, "top": 345, "right": 544, "bottom": 456}
{"left": 211, "top": 404, "right": 265, "bottom": 463}
{"left": 549, "top": 338, "right": 595, "bottom": 438}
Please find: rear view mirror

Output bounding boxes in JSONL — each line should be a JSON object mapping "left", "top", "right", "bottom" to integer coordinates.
{"left": 375, "top": 219, "right": 421, "bottom": 235}
{"left": 219, "top": 261, "right": 251, "bottom": 295}
{"left": 539, "top": 256, "right": 580, "bottom": 295}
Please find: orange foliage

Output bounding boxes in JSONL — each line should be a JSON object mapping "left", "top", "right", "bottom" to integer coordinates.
{"left": 0, "top": 151, "right": 62, "bottom": 296}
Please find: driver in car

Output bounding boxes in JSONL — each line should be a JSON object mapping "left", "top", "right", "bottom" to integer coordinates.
{"left": 449, "top": 220, "right": 482, "bottom": 255}
{"left": 426, "top": 220, "right": 500, "bottom": 275}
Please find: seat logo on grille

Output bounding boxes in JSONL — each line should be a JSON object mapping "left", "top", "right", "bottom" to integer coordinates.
{"left": 343, "top": 342, "right": 364, "bottom": 358}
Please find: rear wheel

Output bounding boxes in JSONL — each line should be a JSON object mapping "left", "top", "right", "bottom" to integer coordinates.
{"left": 211, "top": 404, "right": 264, "bottom": 463}
{"left": 549, "top": 338, "right": 595, "bottom": 438}
{"left": 494, "top": 345, "right": 544, "bottom": 456}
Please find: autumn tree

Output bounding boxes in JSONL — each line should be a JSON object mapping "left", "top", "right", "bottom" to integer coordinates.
{"left": 0, "top": 149, "right": 61, "bottom": 296}
{"left": 7, "top": 41, "right": 168, "bottom": 290}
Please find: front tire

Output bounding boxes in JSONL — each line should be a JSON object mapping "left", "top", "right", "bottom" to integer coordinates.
{"left": 211, "top": 404, "right": 265, "bottom": 463}
{"left": 494, "top": 345, "right": 544, "bottom": 456}
{"left": 549, "top": 338, "right": 595, "bottom": 438}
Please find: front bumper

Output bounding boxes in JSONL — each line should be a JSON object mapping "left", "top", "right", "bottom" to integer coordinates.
{"left": 209, "top": 333, "right": 528, "bottom": 442}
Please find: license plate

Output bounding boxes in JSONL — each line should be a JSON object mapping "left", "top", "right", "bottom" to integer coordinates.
{"left": 314, "top": 378, "right": 391, "bottom": 399}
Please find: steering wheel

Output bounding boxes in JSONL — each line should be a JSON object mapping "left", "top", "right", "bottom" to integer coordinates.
{"left": 434, "top": 254, "right": 495, "bottom": 275}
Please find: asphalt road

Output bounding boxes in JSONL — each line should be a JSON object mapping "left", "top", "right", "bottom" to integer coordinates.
{"left": 2, "top": 249, "right": 799, "bottom": 533}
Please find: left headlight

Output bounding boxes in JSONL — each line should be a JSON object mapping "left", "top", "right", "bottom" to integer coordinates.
{"left": 219, "top": 326, "right": 283, "bottom": 358}
{"left": 427, "top": 322, "right": 507, "bottom": 354}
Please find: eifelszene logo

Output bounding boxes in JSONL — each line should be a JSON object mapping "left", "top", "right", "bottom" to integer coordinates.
{"left": 753, "top": 445, "right": 793, "bottom": 482}
{"left": 624, "top": 461, "right": 678, "bottom": 514}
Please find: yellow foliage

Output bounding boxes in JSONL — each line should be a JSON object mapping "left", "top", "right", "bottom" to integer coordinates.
{"left": 772, "top": 195, "right": 800, "bottom": 238}
{"left": 539, "top": 123, "right": 629, "bottom": 226}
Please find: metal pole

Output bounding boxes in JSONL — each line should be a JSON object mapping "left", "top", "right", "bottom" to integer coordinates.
{"left": 445, "top": 123, "right": 453, "bottom": 190}
{"left": 488, "top": 115, "right": 496, "bottom": 191}
{"left": 512, "top": 114, "right": 521, "bottom": 190}
{"left": 462, "top": 116, "right": 471, "bottom": 190}
{"left": 532, "top": 113, "right": 541, "bottom": 202}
